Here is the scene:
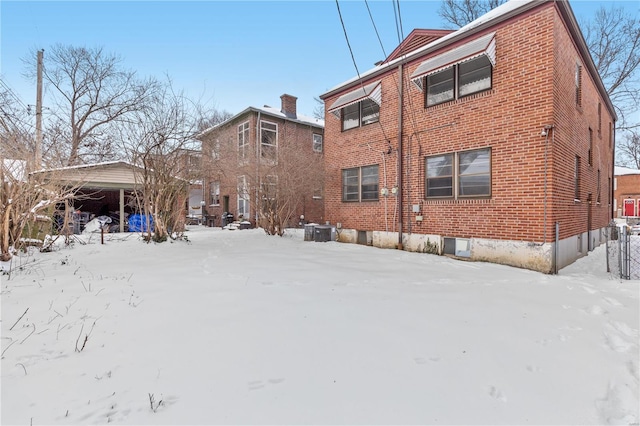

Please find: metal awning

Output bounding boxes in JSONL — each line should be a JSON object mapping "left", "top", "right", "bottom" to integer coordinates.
{"left": 411, "top": 32, "right": 496, "bottom": 91}
{"left": 328, "top": 80, "right": 382, "bottom": 117}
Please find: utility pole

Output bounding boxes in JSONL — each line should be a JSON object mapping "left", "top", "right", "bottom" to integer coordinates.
{"left": 35, "top": 49, "right": 43, "bottom": 168}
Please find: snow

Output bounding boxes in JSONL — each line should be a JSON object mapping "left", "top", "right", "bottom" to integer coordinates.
{"left": 1, "top": 226, "right": 638, "bottom": 425}
{"left": 615, "top": 165, "right": 640, "bottom": 176}
{"left": 325, "top": 0, "right": 538, "bottom": 95}
{"left": 200, "top": 106, "right": 324, "bottom": 137}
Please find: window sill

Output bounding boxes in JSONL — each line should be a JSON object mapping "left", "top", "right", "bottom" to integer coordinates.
{"left": 424, "top": 198, "right": 493, "bottom": 205}
{"left": 574, "top": 199, "right": 581, "bottom": 203}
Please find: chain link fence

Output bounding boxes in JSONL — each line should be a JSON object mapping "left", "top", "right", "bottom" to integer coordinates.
{"left": 606, "top": 223, "right": 640, "bottom": 280}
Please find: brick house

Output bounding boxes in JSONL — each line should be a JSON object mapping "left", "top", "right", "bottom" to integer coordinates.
{"left": 198, "top": 94, "right": 324, "bottom": 228}
{"left": 172, "top": 148, "right": 204, "bottom": 223}
{"left": 320, "top": 0, "right": 616, "bottom": 273}
{"left": 614, "top": 166, "right": 640, "bottom": 219}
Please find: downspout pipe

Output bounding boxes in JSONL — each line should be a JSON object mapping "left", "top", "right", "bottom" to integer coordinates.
{"left": 256, "top": 111, "right": 261, "bottom": 224}
{"left": 397, "top": 63, "right": 404, "bottom": 250}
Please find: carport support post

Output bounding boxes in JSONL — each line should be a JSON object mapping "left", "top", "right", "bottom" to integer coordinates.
{"left": 119, "top": 189, "right": 125, "bottom": 233}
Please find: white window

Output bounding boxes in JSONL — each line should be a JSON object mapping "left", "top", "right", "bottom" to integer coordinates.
{"left": 313, "top": 134, "right": 323, "bottom": 152}
{"left": 425, "top": 148, "right": 491, "bottom": 198}
{"left": 238, "top": 122, "right": 250, "bottom": 160}
{"left": 209, "top": 181, "right": 220, "bottom": 206}
{"left": 426, "top": 55, "right": 492, "bottom": 107}
{"left": 260, "top": 175, "right": 278, "bottom": 212}
{"left": 260, "top": 175, "right": 278, "bottom": 200}
{"left": 237, "top": 175, "right": 250, "bottom": 218}
{"left": 260, "top": 121, "right": 277, "bottom": 160}
{"left": 342, "top": 165, "right": 379, "bottom": 202}
{"left": 212, "top": 138, "right": 220, "bottom": 160}
{"left": 342, "top": 100, "right": 380, "bottom": 131}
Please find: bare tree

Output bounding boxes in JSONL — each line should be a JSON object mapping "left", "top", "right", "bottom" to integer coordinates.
{"left": 203, "top": 120, "right": 324, "bottom": 236}
{"left": 616, "top": 130, "right": 640, "bottom": 169}
{"left": 24, "top": 44, "right": 159, "bottom": 166}
{"left": 313, "top": 97, "right": 325, "bottom": 121}
{"left": 0, "top": 87, "right": 80, "bottom": 261}
{"left": 0, "top": 85, "right": 35, "bottom": 162}
{"left": 438, "top": 2, "right": 640, "bottom": 130}
{"left": 198, "top": 109, "right": 234, "bottom": 132}
{"left": 254, "top": 141, "right": 324, "bottom": 236}
{"left": 583, "top": 7, "right": 640, "bottom": 129}
{"left": 120, "top": 79, "right": 205, "bottom": 242}
{"left": 438, "top": 0, "right": 505, "bottom": 29}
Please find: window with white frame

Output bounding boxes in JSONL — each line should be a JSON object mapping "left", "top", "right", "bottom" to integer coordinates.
{"left": 342, "top": 165, "right": 379, "bottom": 202}
{"left": 260, "top": 121, "right": 277, "bottom": 160}
{"left": 313, "top": 134, "right": 323, "bottom": 152}
{"left": 260, "top": 175, "right": 278, "bottom": 200}
{"left": 237, "top": 175, "right": 250, "bottom": 218}
{"left": 426, "top": 55, "right": 492, "bottom": 107}
{"left": 238, "top": 122, "right": 250, "bottom": 160}
{"left": 342, "top": 99, "right": 380, "bottom": 131}
{"left": 209, "top": 181, "right": 220, "bottom": 206}
{"left": 212, "top": 138, "right": 220, "bottom": 160}
{"left": 260, "top": 175, "right": 278, "bottom": 212}
{"left": 425, "top": 148, "right": 491, "bottom": 198}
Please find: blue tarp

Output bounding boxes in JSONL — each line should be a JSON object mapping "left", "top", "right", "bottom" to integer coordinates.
{"left": 128, "top": 214, "right": 154, "bottom": 232}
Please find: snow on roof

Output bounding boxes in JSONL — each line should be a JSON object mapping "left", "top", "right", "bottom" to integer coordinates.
{"left": 253, "top": 105, "right": 324, "bottom": 128}
{"left": 30, "top": 160, "right": 141, "bottom": 174}
{"left": 615, "top": 166, "right": 640, "bottom": 176}
{"left": 198, "top": 105, "right": 324, "bottom": 137}
{"left": 322, "top": 0, "right": 537, "bottom": 96}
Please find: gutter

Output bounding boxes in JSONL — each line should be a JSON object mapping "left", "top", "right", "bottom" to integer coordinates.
{"left": 397, "top": 63, "right": 404, "bottom": 250}
{"left": 320, "top": 0, "right": 543, "bottom": 101}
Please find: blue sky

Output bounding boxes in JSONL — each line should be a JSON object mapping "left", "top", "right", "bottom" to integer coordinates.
{"left": 1, "top": 0, "right": 637, "bottom": 119}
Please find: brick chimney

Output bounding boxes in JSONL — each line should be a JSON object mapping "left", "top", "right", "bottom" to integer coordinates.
{"left": 280, "top": 94, "right": 297, "bottom": 119}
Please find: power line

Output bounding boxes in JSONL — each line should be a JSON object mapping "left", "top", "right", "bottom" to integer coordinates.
{"left": 394, "top": 0, "right": 405, "bottom": 43}
{"left": 0, "top": 78, "right": 30, "bottom": 113}
{"left": 335, "top": 0, "right": 361, "bottom": 79}
{"left": 364, "top": 0, "right": 388, "bottom": 58}
{"left": 335, "top": 0, "right": 391, "bottom": 145}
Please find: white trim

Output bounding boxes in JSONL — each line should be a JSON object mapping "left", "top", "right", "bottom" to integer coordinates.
{"left": 329, "top": 81, "right": 382, "bottom": 118}
{"left": 411, "top": 32, "right": 496, "bottom": 91}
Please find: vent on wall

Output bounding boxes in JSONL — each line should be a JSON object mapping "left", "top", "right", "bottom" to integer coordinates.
{"left": 443, "top": 237, "right": 456, "bottom": 255}
{"left": 443, "top": 237, "right": 471, "bottom": 258}
{"left": 357, "top": 230, "right": 372, "bottom": 245}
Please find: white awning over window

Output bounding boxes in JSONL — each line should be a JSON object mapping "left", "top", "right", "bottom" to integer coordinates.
{"left": 411, "top": 32, "right": 496, "bottom": 91}
{"left": 328, "top": 81, "right": 382, "bottom": 117}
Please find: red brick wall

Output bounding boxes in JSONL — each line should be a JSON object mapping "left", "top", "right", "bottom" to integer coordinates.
{"left": 323, "top": 3, "right": 614, "bottom": 243}
{"left": 550, "top": 8, "right": 614, "bottom": 238}
{"left": 201, "top": 110, "right": 324, "bottom": 227}
{"left": 615, "top": 174, "right": 640, "bottom": 217}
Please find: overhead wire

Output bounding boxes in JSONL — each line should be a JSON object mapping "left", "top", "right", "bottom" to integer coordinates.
{"left": 0, "top": 78, "right": 30, "bottom": 113}
{"left": 335, "top": 0, "right": 391, "bottom": 145}
{"left": 364, "top": 0, "right": 388, "bottom": 58}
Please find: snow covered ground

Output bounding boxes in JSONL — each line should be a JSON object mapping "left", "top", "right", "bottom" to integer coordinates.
{"left": 1, "top": 226, "right": 638, "bottom": 425}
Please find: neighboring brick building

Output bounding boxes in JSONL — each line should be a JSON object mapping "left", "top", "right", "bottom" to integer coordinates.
{"left": 614, "top": 166, "right": 640, "bottom": 218}
{"left": 198, "top": 94, "right": 324, "bottom": 228}
{"left": 320, "top": 0, "right": 616, "bottom": 273}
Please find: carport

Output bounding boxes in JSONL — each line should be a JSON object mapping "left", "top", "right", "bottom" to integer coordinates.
{"left": 33, "top": 161, "right": 147, "bottom": 233}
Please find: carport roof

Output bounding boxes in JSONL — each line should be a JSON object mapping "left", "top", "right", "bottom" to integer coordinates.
{"left": 32, "top": 161, "right": 147, "bottom": 190}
